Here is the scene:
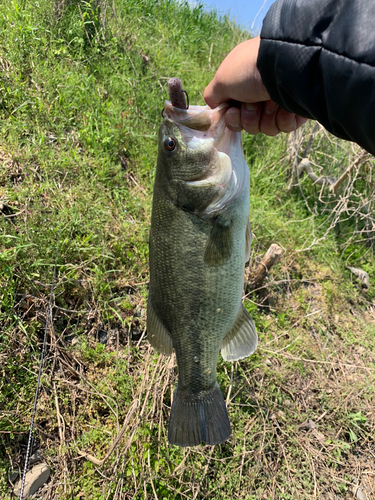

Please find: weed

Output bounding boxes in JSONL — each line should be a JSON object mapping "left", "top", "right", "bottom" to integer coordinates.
{"left": 1, "top": 0, "right": 375, "bottom": 499}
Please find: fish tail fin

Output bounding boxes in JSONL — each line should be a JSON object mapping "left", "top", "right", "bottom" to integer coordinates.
{"left": 168, "top": 383, "right": 231, "bottom": 447}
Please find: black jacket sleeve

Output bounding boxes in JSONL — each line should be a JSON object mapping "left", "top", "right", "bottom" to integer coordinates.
{"left": 257, "top": 0, "right": 375, "bottom": 155}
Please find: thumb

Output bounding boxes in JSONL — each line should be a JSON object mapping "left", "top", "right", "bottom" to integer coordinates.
{"left": 204, "top": 78, "right": 227, "bottom": 109}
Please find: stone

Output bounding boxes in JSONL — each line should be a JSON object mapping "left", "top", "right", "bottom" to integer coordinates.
{"left": 298, "top": 419, "right": 316, "bottom": 431}
{"left": 13, "top": 462, "right": 50, "bottom": 498}
{"left": 352, "top": 485, "right": 367, "bottom": 500}
{"left": 9, "top": 471, "right": 19, "bottom": 483}
{"left": 98, "top": 330, "right": 107, "bottom": 344}
{"left": 29, "top": 450, "right": 43, "bottom": 465}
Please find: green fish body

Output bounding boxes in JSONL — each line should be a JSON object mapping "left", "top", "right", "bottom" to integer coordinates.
{"left": 147, "top": 85, "right": 257, "bottom": 447}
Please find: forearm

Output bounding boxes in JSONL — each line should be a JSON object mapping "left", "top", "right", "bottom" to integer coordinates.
{"left": 257, "top": 0, "right": 375, "bottom": 155}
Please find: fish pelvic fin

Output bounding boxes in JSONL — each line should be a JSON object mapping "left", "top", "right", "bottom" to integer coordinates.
{"left": 221, "top": 305, "right": 258, "bottom": 362}
{"left": 146, "top": 299, "right": 173, "bottom": 356}
{"left": 168, "top": 383, "right": 231, "bottom": 447}
{"left": 204, "top": 215, "right": 233, "bottom": 266}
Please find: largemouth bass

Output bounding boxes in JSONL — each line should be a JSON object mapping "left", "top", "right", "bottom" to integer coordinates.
{"left": 147, "top": 78, "right": 257, "bottom": 447}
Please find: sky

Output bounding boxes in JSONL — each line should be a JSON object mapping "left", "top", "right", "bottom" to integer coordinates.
{"left": 199, "top": 0, "right": 276, "bottom": 34}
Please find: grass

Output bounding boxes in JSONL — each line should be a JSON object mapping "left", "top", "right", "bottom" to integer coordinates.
{"left": 1, "top": 0, "right": 375, "bottom": 499}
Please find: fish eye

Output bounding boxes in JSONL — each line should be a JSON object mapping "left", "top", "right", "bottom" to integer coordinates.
{"left": 164, "top": 137, "right": 176, "bottom": 151}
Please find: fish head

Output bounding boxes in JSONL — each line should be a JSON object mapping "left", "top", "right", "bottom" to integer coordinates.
{"left": 156, "top": 101, "right": 249, "bottom": 216}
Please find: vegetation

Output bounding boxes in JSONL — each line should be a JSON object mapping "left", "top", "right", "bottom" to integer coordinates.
{"left": 0, "top": 0, "right": 374, "bottom": 499}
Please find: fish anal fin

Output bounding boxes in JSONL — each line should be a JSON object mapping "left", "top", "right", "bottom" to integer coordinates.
{"left": 245, "top": 220, "right": 252, "bottom": 263}
{"left": 204, "top": 215, "right": 232, "bottom": 266}
{"left": 221, "top": 305, "right": 258, "bottom": 361}
{"left": 147, "top": 299, "right": 173, "bottom": 356}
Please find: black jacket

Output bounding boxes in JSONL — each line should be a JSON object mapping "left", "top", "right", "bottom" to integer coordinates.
{"left": 257, "top": 0, "right": 375, "bottom": 155}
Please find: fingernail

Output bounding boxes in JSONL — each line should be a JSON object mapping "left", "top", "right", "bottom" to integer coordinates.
{"left": 245, "top": 103, "right": 257, "bottom": 113}
{"left": 265, "top": 103, "right": 278, "bottom": 115}
{"left": 227, "top": 113, "right": 241, "bottom": 129}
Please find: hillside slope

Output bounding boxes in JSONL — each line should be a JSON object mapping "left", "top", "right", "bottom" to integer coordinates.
{"left": 0, "top": 1, "right": 374, "bottom": 499}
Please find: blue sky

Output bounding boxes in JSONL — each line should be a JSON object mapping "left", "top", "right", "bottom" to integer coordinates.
{"left": 200, "top": 0, "right": 276, "bottom": 34}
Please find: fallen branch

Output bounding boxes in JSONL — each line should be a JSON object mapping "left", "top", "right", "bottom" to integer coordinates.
{"left": 292, "top": 155, "right": 367, "bottom": 193}
{"left": 346, "top": 266, "right": 370, "bottom": 288}
{"left": 293, "top": 158, "right": 336, "bottom": 187}
{"left": 248, "top": 244, "right": 283, "bottom": 290}
{"left": 330, "top": 154, "right": 366, "bottom": 193}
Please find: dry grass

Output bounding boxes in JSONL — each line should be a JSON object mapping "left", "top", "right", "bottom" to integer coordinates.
{"left": 2, "top": 265, "right": 375, "bottom": 499}
{"left": 1, "top": 1, "right": 375, "bottom": 496}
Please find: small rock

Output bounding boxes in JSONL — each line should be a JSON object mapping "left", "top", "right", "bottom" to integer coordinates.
{"left": 29, "top": 449, "right": 42, "bottom": 465}
{"left": 108, "top": 328, "right": 118, "bottom": 343}
{"left": 98, "top": 330, "right": 107, "bottom": 344}
{"left": 298, "top": 419, "right": 316, "bottom": 431}
{"left": 131, "top": 325, "right": 144, "bottom": 341}
{"left": 13, "top": 462, "right": 50, "bottom": 498}
{"left": 134, "top": 307, "right": 145, "bottom": 318}
{"left": 9, "top": 471, "right": 19, "bottom": 483}
{"left": 352, "top": 485, "right": 367, "bottom": 500}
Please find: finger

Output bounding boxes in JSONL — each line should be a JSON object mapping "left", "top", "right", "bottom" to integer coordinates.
{"left": 259, "top": 100, "right": 280, "bottom": 136}
{"left": 240, "top": 102, "right": 262, "bottom": 135}
{"left": 276, "top": 108, "right": 309, "bottom": 133}
{"left": 275, "top": 107, "right": 298, "bottom": 133}
{"left": 204, "top": 79, "right": 222, "bottom": 109}
{"left": 204, "top": 76, "right": 231, "bottom": 109}
{"left": 225, "top": 107, "right": 243, "bottom": 132}
{"left": 296, "top": 115, "right": 309, "bottom": 128}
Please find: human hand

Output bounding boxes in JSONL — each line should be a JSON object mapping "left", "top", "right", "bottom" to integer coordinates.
{"left": 204, "top": 37, "right": 308, "bottom": 136}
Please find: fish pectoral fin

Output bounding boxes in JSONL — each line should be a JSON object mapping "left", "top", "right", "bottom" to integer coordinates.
{"left": 204, "top": 215, "right": 233, "bottom": 266}
{"left": 245, "top": 220, "right": 252, "bottom": 263}
{"left": 146, "top": 299, "right": 173, "bottom": 356}
{"left": 221, "top": 305, "right": 258, "bottom": 361}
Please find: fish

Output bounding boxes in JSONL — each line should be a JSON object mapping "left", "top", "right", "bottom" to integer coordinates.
{"left": 147, "top": 78, "right": 258, "bottom": 447}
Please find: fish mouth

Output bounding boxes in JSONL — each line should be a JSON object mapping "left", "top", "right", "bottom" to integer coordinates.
{"left": 163, "top": 100, "right": 230, "bottom": 156}
{"left": 164, "top": 100, "right": 228, "bottom": 138}
{"left": 163, "top": 76, "right": 229, "bottom": 151}
{"left": 163, "top": 100, "right": 248, "bottom": 214}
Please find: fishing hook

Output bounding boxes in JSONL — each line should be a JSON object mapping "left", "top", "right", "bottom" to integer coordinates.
{"left": 182, "top": 89, "right": 189, "bottom": 109}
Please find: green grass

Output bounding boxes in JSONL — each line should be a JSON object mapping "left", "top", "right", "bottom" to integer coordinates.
{"left": 1, "top": 0, "right": 375, "bottom": 499}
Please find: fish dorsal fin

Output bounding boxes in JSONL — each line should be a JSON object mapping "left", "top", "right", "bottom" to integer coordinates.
{"left": 221, "top": 305, "right": 258, "bottom": 361}
{"left": 244, "top": 220, "right": 252, "bottom": 263}
{"left": 147, "top": 299, "right": 173, "bottom": 356}
{"left": 204, "top": 215, "right": 233, "bottom": 266}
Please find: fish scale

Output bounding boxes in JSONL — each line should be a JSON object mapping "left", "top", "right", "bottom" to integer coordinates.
{"left": 147, "top": 79, "right": 258, "bottom": 447}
